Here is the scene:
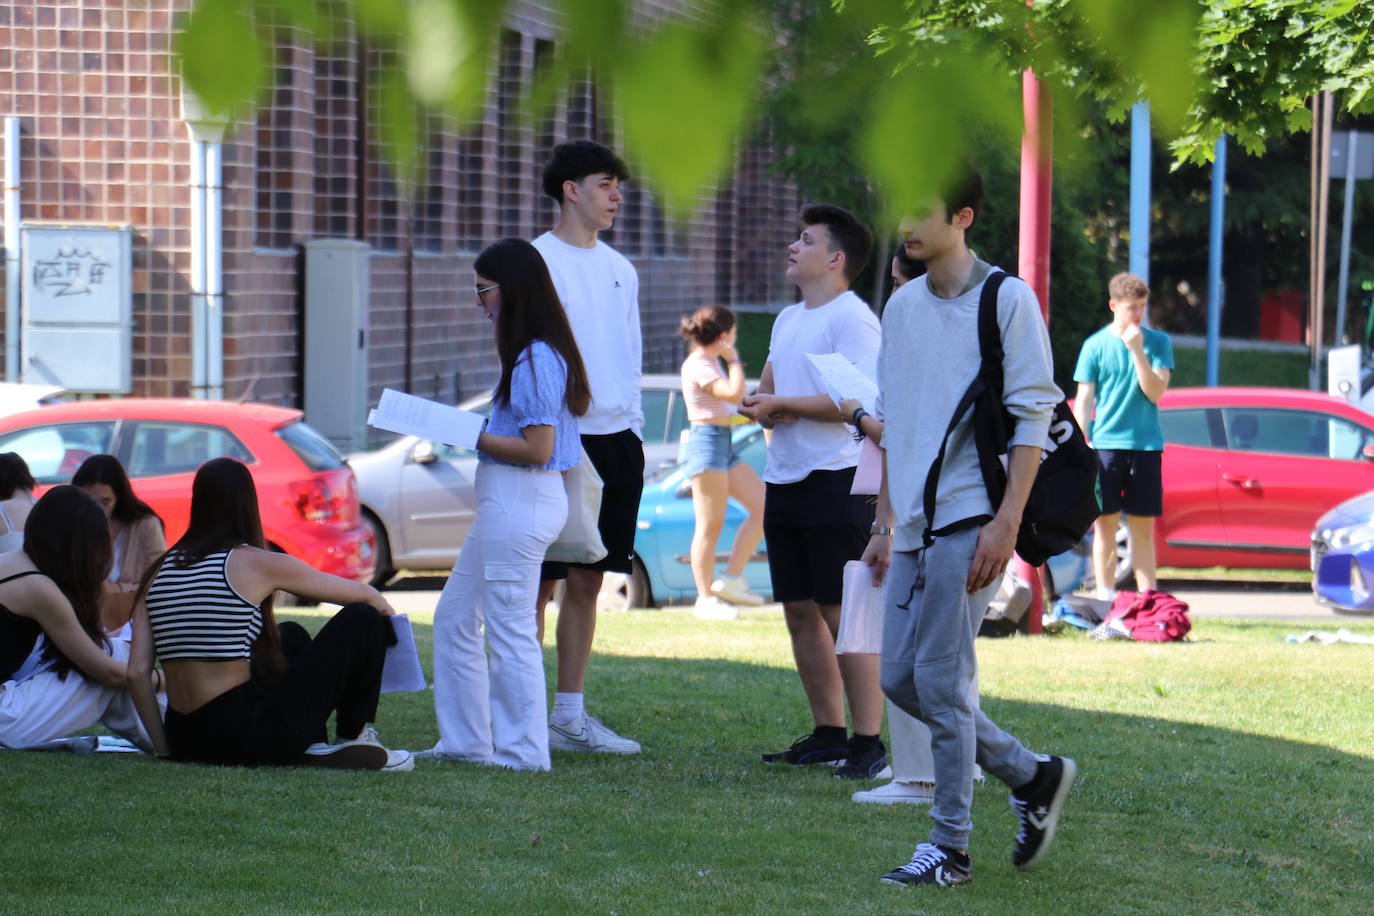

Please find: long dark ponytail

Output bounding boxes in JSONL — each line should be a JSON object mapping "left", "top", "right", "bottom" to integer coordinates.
{"left": 26, "top": 486, "right": 111, "bottom": 679}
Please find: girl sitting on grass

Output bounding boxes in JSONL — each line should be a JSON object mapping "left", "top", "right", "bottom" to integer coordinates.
{"left": 73, "top": 454, "right": 166, "bottom": 633}
{"left": 0, "top": 486, "right": 153, "bottom": 750}
{"left": 128, "top": 457, "right": 412, "bottom": 771}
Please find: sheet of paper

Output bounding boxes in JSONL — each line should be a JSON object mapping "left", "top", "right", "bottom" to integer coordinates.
{"left": 381, "top": 613, "right": 427, "bottom": 693}
{"left": 368, "top": 388, "right": 484, "bottom": 449}
{"left": 805, "top": 353, "right": 878, "bottom": 411}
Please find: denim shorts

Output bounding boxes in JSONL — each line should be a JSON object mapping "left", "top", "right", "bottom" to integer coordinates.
{"left": 681, "top": 423, "right": 741, "bottom": 478}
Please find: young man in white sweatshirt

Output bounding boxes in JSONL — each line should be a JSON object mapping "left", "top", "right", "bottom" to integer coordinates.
{"left": 739, "top": 204, "right": 887, "bottom": 780}
{"left": 532, "top": 141, "right": 642, "bottom": 755}
{"left": 863, "top": 167, "right": 1076, "bottom": 888}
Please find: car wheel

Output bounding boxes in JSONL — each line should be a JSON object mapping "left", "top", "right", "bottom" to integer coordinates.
{"left": 1114, "top": 518, "right": 1135, "bottom": 588}
{"left": 361, "top": 510, "right": 394, "bottom": 589}
{"left": 598, "top": 556, "right": 654, "bottom": 611}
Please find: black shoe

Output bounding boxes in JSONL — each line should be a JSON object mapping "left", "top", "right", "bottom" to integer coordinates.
{"left": 834, "top": 737, "right": 888, "bottom": 780}
{"left": 1010, "top": 755, "right": 1077, "bottom": 869}
{"left": 760, "top": 729, "right": 848, "bottom": 765}
{"left": 880, "top": 843, "right": 971, "bottom": 887}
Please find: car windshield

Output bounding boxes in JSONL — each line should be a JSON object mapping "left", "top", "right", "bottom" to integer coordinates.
{"left": 277, "top": 421, "right": 347, "bottom": 471}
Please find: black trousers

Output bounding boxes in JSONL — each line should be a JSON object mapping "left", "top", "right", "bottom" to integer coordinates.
{"left": 164, "top": 603, "right": 394, "bottom": 767}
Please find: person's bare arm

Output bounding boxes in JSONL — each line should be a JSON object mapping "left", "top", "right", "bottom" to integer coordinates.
{"left": 1072, "top": 382, "right": 1095, "bottom": 444}
{"left": 839, "top": 397, "right": 883, "bottom": 444}
{"left": 26, "top": 585, "right": 127, "bottom": 689}
{"left": 233, "top": 548, "right": 396, "bottom": 613}
{"left": 477, "top": 424, "right": 556, "bottom": 467}
{"left": 703, "top": 345, "right": 748, "bottom": 404}
{"left": 859, "top": 448, "right": 894, "bottom": 585}
{"left": 127, "top": 600, "right": 169, "bottom": 757}
{"left": 1121, "top": 324, "right": 1170, "bottom": 402}
{"left": 967, "top": 444, "right": 1041, "bottom": 593}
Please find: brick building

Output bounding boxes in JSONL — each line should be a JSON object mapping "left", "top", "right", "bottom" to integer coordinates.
{"left": 0, "top": 0, "right": 802, "bottom": 441}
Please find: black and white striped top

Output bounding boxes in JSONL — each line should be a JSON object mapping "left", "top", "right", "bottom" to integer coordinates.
{"left": 145, "top": 548, "right": 262, "bottom": 661}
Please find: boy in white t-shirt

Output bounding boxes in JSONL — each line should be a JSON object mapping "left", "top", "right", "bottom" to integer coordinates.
{"left": 739, "top": 204, "right": 886, "bottom": 779}
{"left": 532, "top": 141, "right": 643, "bottom": 756}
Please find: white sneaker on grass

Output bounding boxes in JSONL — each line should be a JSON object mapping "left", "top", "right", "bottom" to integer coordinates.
{"left": 710, "top": 575, "right": 764, "bottom": 607}
{"left": 693, "top": 595, "right": 740, "bottom": 620}
{"left": 852, "top": 780, "right": 935, "bottom": 805}
{"left": 304, "top": 728, "right": 413, "bottom": 772}
{"left": 548, "top": 714, "right": 641, "bottom": 755}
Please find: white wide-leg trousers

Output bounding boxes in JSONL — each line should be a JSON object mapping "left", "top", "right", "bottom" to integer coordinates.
{"left": 431, "top": 461, "right": 566, "bottom": 770}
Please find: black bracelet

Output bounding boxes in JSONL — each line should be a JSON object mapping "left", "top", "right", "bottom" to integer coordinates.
{"left": 850, "top": 406, "right": 869, "bottom": 428}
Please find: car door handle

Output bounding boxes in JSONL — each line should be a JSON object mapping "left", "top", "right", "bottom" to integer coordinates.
{"left": 1222, "top": 473, "right": 1260, "bottom": 490}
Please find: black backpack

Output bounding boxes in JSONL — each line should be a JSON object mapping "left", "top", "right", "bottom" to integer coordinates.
{"left": 922, "top": 271, "right": 1100, "bottom": 566}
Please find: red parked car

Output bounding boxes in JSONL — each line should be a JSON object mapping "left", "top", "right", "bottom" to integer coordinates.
{"left": 1151, "top": 387, "right": 1374, "bottom": 570}
{"left": 0, "top": 399, "right": 374, "bottom": 582}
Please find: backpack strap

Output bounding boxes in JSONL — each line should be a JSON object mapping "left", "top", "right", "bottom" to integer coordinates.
{"left": 919, "top": 271, "right": 1008, "bottom": 548}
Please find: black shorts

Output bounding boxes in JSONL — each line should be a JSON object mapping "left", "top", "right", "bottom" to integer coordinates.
{"left": 542, "top": 429, "right": 645, "bottom": 579}
{"left": 763, "top": 467, "right": 874, "bottom": 606}
{"left": 1096, "top": 448, "right": 1163, "bottom": 516}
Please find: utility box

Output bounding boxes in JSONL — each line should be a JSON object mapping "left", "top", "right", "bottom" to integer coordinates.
{"left": 20, "top": 224, "right": 133, "bottom": 393}
{"left": 304, "top": 239, "right": 370, "bottom": 450}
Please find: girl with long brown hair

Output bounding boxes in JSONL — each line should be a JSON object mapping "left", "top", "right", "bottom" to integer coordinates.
{"left": 424, "top": 237, "right": 589, "bottom": 771}
{"left": 127, "top": 457, "right": 411, "bottom": 771}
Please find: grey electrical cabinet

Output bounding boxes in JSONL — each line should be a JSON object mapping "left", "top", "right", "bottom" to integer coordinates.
{"left": 304, "top": 239, "right": 370, "bottom": 450}
{"left": 20, "top": 224, "right": 133, "bottom": 393}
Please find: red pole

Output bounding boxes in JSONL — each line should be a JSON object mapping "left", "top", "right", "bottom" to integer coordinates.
{"left": 1017, "top": 63, "right": 1053, "bottom": 634}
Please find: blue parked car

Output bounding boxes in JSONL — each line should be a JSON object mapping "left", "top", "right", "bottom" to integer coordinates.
{"left": 1311, "top": 489, "right": 1374, "bottom": 614}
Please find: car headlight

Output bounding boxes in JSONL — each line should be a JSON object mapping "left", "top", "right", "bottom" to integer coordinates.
{"left": 1320, "top": 520, "right": 1374, "bottom": 550}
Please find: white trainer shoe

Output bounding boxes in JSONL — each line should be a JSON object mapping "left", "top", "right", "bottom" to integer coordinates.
{"left": 710, "top": 575, "right": 765, "bottom": 607}
{"left": 303, "top": 727, "right": 413, "bottom": 771}
{"left": 548, "top": 714, "right": 641, "bottom": 755}
{"left": 693, "top": 595, "right": 740, "bottom": 620}
{"left": 851, "top": 780, "right": 936, "bottom": 805}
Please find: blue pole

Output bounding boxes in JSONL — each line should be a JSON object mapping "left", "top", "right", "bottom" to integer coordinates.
{"left": 1129, "top": 101, "right": 1151, "bottom": 285}
{"left": 1205, "top": 134, "right": 1227, "bottom": 387}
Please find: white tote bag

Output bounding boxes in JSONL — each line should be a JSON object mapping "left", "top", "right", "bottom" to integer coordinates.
{"left": 545, "top": 449, "right": 608, "bottom": 565}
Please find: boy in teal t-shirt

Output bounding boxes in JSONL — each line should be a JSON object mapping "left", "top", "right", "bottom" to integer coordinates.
{"left": 1071, "top": 273, "right": 1173, "bottom": 598}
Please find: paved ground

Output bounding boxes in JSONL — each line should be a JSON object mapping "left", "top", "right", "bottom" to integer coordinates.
{"left": 380, "top": 575, "right": 1359, "bottom": 624}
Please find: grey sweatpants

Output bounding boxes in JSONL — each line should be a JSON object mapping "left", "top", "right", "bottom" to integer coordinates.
{"left": 880, "top": 526, "right": 1040, "bottom": 850}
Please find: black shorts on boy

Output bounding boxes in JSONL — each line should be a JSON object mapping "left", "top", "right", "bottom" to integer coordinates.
{"left": 542, "top": 429, "right": 645, "bottom": 579}
{"left": 763, "top": 467, "right": 874, "bottom": 604}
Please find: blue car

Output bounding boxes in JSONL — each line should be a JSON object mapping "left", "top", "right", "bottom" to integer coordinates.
{"left": 1311, "top": 489, "right": 1374, "bottom": 614}
{"left": 630, "top": 423, "right": 1089, "bottom": 607}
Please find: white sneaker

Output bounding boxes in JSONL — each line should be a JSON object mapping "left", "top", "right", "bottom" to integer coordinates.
{"left": 710, "top": 575, "right": 764, "bottom": 607}
{"left": 548, "top": 713, "right": 641, "bottom": 755}
{"left": 693, "top": 595, "right": 740, "bottom": 620}
{"left": 303, "top": 727, "right": 413, "bottom": 772}
{"left": 851, "top": 780, "right": 935, "bottom": 805}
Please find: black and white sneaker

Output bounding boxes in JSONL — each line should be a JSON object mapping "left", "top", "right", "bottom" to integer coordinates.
{"left": 880, "top": 843, "right": 971, "bottom": 887}
{"left": 760, "top": 729, "right": 848, "bottom": 766}
{"left": 833, "top": 736, "right": 888, "bottom": 780}
{"left": 1010, "top": 755, "right": 1077, "bottom": 869}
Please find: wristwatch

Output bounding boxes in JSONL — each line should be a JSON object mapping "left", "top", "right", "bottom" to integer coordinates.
{"left": 870, "top": 524, "right": 893, "bottom": 536}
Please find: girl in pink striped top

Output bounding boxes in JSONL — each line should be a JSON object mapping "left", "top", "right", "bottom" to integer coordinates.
{"left": 678, "top": 306, "right": 766, "bottom": 617}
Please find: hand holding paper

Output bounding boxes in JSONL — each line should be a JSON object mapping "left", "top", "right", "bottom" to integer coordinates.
{"left": 367, "top": 388, "right": 485, "bottom": 449}
{"left": 805, "top": 353, "right": 878, "bottom": 412}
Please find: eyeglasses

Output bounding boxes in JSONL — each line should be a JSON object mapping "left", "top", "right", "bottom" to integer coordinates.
{"left": 475, "top": 283, "right": 498, "bottom": 298}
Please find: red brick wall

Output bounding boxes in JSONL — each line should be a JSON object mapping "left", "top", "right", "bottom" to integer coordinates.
{"left": 0, "top": 0, "right": 803, "bottom": 429}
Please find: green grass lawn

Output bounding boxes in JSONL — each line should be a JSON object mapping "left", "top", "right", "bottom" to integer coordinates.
{"left": 4, "top": 608, "right": 1373, "bottom": 914}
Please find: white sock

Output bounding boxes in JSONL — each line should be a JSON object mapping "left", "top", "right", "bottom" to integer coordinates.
{"left": 552, "top": 692, "right": 584, "bottom": 725}
{"left": 1095, "top": 587, "right": 1116, "bottom": 601}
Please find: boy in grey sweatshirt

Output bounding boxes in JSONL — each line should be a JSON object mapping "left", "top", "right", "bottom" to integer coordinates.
{"left": 863, "top": 166, "right": 1077, "bottom": 889}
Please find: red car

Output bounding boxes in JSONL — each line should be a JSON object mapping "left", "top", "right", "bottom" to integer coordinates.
{"left": 1153, "top": 387, "right": 1374, "bottom": 569}
{"left": 0, "top": 399, "right": 374, "bottom": 582}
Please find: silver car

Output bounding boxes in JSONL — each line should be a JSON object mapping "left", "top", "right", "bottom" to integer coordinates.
{"left": 349, "top": 374, "right": 695, "bottom": 592}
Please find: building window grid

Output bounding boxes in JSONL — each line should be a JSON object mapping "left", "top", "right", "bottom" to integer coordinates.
{"left": 364, "top": 46, "right": 404, "bottom": 252}
{"left": 496, "top": 29, "right": 526, "bottom": 240}
{"left": 531, "top": 38, "right": 560, "bottom": 234}
{"left": 254, "top": 51, "right": 308, "bottom": 249}
{"left": 312, "top": 47, "right": 357, "bottom": 238}
{"left": 411, "top": 122, "right": 449, "bottom": 254}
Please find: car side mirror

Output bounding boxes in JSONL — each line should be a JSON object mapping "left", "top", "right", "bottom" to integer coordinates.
{"left": 411, "top": 440, "right": 438, "bottom": 465}
{"left": 1362, "top": 443, "right": 1374, "bottom": 463}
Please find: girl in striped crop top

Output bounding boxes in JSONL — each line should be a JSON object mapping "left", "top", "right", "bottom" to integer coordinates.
{"left": 677, "top": 305, "right": 765, "bottom": 616}
{"left": 1, "top": 486, "right": 155, "bottom": 751}
{"left": 127, "top": 457, "right": 413, "bottom": 771}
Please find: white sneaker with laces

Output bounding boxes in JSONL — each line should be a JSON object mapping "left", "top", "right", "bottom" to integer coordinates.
{"left": 693, "top": 595, "right": 740, "bottom": 620}
{"left": 852, "top": 780, "right": 935, "bottom": 805}
{"left": 303, "top": 727, "right": 414, "bottom": 772}
{"left": 548, "top": 713, "right": 641, "bottom": 755}
{"left": 710, "top": 575, "right": 765, "bottom": 607}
